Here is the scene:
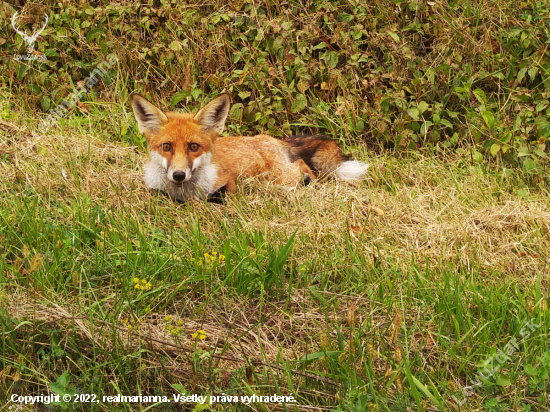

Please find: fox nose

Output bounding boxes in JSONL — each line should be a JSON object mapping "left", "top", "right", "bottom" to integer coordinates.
{"left": 172, "top": 171, "right": 186, "bottom": 182}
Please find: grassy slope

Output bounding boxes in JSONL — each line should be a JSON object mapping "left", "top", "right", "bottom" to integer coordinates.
{"left": 1, "top": 0, "right": 550, "bottom": 411}
{"left": 1, "top": 105, "right": 549, "bottom": 411}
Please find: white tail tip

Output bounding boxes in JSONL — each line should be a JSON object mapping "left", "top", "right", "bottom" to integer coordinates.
{"left": 335, "top": 160, "right": 369, "bottom": 181}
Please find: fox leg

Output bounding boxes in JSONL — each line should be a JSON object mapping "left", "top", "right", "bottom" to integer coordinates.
{"left": 225, "top": 175, "right": 237, "bottom": 193}
{"left": 293, "top": 158, "right": 316, "bottom": 182}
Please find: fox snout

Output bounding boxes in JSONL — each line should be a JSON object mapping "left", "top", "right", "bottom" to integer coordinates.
{"left": 167, "top": 165, "right": 192, "bottom": 185}
{"left": 172, "top": 171, "right": 186, "bottom": 182}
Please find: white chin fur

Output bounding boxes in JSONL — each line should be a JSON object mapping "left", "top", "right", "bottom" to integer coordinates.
{"left": 335, "top": 160, "right": 369, "bottom": 181}
{"left": 144, "top": 152, "right": 218, "bottom": 202}
{"left": 144, "top": 152, "right": 165, "bottom": 190}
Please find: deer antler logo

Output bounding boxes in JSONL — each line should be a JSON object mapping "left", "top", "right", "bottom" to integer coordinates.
{"left": 11, "top": 12, "right": 49, "bottom": 54}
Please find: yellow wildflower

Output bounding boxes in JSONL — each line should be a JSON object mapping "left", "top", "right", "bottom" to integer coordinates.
{"left": 164, "top": 315, "right": 172, "bottom": 322}
{"left": 192, "top": 330, "right": 206, "bottom": 340}
{"left": 132, "top": 277, "right": 139, "bottom": 283}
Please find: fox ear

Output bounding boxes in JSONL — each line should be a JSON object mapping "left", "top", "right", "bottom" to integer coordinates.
{"left": 131, "top": 94, "right": 168, "bottom": 136}
{"left": 193, "top": 94, "right": 230, "bottom": 135}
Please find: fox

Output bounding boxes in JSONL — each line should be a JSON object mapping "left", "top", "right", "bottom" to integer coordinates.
{"left": 130, "top": 93, "right": 369, "bottom": 203}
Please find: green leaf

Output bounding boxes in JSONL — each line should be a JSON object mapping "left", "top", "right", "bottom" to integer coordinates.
{"left": 536, "top": 118, "right": 550, "bottom": 138}
{"left": 299, "top": 350, "right": 342, "bottom": 362}
{"left": 517, "top": 67, "right": 527, "bottom": 83}
{"left": 501, "top": 132, "right": 512, "bottom": 143}
{"left": 420, "top": 121, "right": 433, "bottom": 134}
{"left": 50, "top": 372, "right": 75, "bottom": 397}
{"left": 495, "top": 373, "right": 511, "bottom": 386}
{"left": 411, "top": 375, "right": 444, "bottom": 407}
{"left": 473, "top": 88, "right": 487, "bottom": 104}
{"left": 45, "top": 49, "right": 60, "bottom": 57}
{"left": 168, "top": 41, "right": 182, "bottom": 51}
{"left": 309, "top": 287, "right": 327, "bottom": 305}
{"left": 472, "top": 151, "right": 483, "bottom": 162}
{"left": 440, "top": 119, "right": 453, "bottom": 128}
{"left": 482, "top": 111, "right": 495, "bottom": 128}
{"left": 534, "top": 149, "right": 548, "bottom": 158}
{"left": 490, "top": 143, "right": 501, "bottom": 156}
{"left": 518, "top": 146, "right": 530, "bottom": 157}
{"left": 417, "top": 101, "right": 429, "bottom": 114}
{"left": 172, "top": 384, "right": 190, "bottom": 395}
{"left": 170, "top": 90, "right": 190, "bottom": 107}
{"left": 40, "top": 96, "right": 51, "bottom": 112}
{"left": 191, "top": 88, "right": 202, "bottom": 100}
{"left": 535, "top": 101, "right": 549, "bottom": 113}
{"left": 230, "top": 102, "right": 243, "bottom": 120}
{"left": 238, "top": 91, "right": 251, "bottom": 100}
{"left": 327, "top": 52, "right": 339, "bottom": 68}
{"left": 407, "top": 107, "right": 420, "bottom": 120}
{"left": 312, "top": 42, "right": 328, "bottom": 50}
{"left": 387, "top": 31, "right": 400, "bottom": 43}
{"left": 86, "top": 28, "right": 105, "bottom": 42}
{"left": 524, "top": 364, "right": 537, "bottom": 375}
{"left": 408, "top": 121, "right": 420, "bottom": 131}
{"left": 120, "top": 121, "right": 128, "bottom": 136}
{"left": 523, "top": 158, "right": 538, "bottom": 172}
{"left": 291, "top": 94, "right": 307, "bottom": 113}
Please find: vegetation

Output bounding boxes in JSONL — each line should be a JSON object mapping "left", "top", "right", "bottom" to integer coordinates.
{"left": 1, "top": 0, "right": 549, "bottom": 411}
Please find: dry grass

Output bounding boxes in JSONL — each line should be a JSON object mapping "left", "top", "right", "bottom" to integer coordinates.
{"left": 1, "top": 116, "right": 549, "bottom": 410}
{"left": 3, "top": 118, "right": 547, "bottom": 278}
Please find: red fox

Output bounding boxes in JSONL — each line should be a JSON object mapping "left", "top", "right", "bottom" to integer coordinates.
{"left": 131, "top": 93, "right": 369, "bottom": 202}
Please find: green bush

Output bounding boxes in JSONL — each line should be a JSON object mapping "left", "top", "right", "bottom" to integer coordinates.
{"left": 1, "top": 0, "right": 549, "bottom": 171}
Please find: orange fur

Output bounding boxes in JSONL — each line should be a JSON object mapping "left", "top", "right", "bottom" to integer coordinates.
{"left": 131, "top": 93, "right": 367, "bottom": 202}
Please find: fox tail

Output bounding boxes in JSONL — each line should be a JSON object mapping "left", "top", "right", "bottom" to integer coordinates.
{"left": 285, "top": 135, "right": 369, "bottom": 181}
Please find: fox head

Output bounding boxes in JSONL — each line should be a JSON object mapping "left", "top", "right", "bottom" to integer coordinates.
{"left": 131, "top": 93, "right": 230, "bottom": 185}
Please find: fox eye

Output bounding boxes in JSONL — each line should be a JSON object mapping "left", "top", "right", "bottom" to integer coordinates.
{"left": 162, "top": 143, "right": 172, "bottom": 152}
{"left": 189, "top": 143, "right": 200, "bottom": 152}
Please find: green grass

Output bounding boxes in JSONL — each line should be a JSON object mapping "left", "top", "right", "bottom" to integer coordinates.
{"left": 1, "top": 106, "right": 549, "bottom": 410}
{"left": 1, "top": 0, "right": 550, "bottom": 410}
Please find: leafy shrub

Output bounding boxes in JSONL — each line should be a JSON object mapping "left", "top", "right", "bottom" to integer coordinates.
{"left": 0, "top": 0, "right": 549, "bottom": 171}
